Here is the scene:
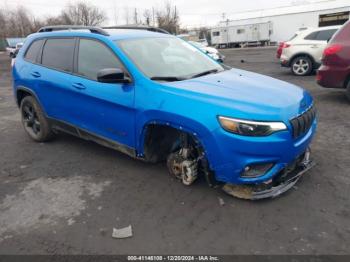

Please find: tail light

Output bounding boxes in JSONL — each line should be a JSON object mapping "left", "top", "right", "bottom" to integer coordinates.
{"left": 277, "top": 42, "right": 290, "bottom": 58}
{"left": 322, "top": 44, "right": 343, "bottom": 65}
{"left": 316, "top": 72, "right": 322, "bottom": 82}
{"left": 323, "top": 44, "right": 342, "bottom": 56}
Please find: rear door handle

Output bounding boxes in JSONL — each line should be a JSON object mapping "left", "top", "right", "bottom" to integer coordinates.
{"left": 31, "top": 71, "right": 41, "bottom": 78}
{"left": 72, "top": 83, "right": 86, "bottom": 90}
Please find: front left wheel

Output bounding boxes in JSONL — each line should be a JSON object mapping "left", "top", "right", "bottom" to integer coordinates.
{"left": 20, "top": 96, "right": 54, "bottom": 142}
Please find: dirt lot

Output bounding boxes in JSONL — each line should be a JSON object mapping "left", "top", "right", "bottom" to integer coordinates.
{"left": 0, "top": 48, "right": 349, "bottom": 255}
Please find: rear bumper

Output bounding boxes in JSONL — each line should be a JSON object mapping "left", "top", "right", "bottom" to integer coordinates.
{"left": 317, "top": 65, "right": 348, "bottom": 89}
{"left": 280, "top": 59, "right": 290, "bottom": 68}
{"left": 280, "top": 54, "right": 291, "bottom": 67}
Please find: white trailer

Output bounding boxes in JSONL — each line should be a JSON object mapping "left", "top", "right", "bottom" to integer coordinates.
{"left": 214, "top": 0, "right": 350, "bottom": 45}
{"left": 211, "top": 22, "right": 272, "bottom": 48}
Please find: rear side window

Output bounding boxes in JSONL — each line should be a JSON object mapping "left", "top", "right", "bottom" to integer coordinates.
{"left": 24, "top": 39, "right": 44, "bottom": 63}
{"left": 304, "top": 31, "right": 319, "bottom": 40}
{"left": 42, "top": 38, "right": 75, "bottom": 72}
{"left": 305, "top": 29, "right": 337, "bottom": 41}
{"left": 315, "top": 29, "right": 337, "bottom": 41}
{"left": 77, "top": 39, "right": 123, "bottom": 81}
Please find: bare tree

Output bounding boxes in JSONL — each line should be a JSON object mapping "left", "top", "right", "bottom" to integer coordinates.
{"left": 113, "top": 2, "right": 119, "bottom": 25}
{"left": 143, "top": 9, "right": 152, "bottom": 26}
{"left": 3, "top": 6, "right": 36, "bottom": 37}
{"left": 124, "top": 6, "right": 131, "bottom": 25}
{"left": 0, "top": 2, "right": 184, "bottom": 37}
{"left": 133, "top": 8, "right": 139, "bottom": 24}
{"left": 60, "top": 1, "right": 106, "bottom": 26}
{"left": 0, "top": 8, "right": 7, "bottom": 37}
{"left": 155, "top": 1, "right": 179, "bottom": 34}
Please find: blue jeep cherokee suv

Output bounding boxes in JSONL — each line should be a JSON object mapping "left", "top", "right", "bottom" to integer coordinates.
{"left": 12, "top": 26, "right": 317, "bottom": 199}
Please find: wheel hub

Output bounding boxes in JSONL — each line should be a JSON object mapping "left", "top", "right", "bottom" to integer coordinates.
{"left": 167, "top": 148, "right": 198, "bottom": 186}
{"left": 293, "top": 59, "right": 309, "bottom": 75}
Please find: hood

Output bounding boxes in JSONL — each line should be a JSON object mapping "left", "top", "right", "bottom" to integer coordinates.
{"left": 162, "top": 69, "right": 313, "bottom": 122}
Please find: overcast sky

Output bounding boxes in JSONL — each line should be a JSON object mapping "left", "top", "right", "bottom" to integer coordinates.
{"left": 2, "top": 0, "right": 315, "bottom": 27}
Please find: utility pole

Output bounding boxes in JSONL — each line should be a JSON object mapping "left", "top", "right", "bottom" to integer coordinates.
{"left": 134, "top": 8, "right": 138, "bottom": 25}
{"left": 222, "top": 13, "right": 226, "bottom": 22}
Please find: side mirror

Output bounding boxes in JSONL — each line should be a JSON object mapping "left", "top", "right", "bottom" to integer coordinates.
{"left": 9, "top": 53, "right": 16, "bottom": 58}
{"left": 97, "top": 68, "right": 131, "bottom": 84}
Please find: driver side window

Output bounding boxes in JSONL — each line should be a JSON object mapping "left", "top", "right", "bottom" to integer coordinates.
{"left": 77, "top": 39, "right": 123, "bottom": 81}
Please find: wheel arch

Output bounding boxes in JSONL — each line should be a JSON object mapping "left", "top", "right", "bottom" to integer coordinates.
{"left": 16, "top": 86, "right": 47, "bottom": 115}
{"left": 136, "top": 112, "right": 218, "bottom": 169}
{"left": 290, "top": 53, "right": 316, "bottom": 68}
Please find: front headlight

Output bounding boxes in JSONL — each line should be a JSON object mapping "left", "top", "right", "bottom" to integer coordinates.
{"left": 218, "top": 116, "right": 287, "bottom": 136}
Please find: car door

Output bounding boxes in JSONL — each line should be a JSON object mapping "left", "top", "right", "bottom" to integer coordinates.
{"left": 34, "top": 37, "right": 76, "bottom": 122}
{"left": 69, "top": 38, "right": 135, "bottom": 149}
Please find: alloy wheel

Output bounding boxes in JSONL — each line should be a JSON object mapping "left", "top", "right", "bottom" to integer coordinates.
{"left": 292, "top": 58, "right": 310, "bottom": 75}
{"left": 22, "top": 103, "right": 41, "bottom": 137}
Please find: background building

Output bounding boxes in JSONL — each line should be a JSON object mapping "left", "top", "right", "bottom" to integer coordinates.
{"left": 211, "top": 0, "right": 350, "bottom": 47}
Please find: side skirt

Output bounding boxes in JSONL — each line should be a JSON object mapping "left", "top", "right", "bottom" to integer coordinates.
{"left": 49, "top": 118, "right": 137, "bottom": 158}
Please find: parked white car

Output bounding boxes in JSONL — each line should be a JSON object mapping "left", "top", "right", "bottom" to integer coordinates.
{"left": 189, "top": 41, "right": 225, "bottom": 62}
{"left": 279, "top": 25, "right": 341, "bottom": 76}
{"left": 7, "top": 42, "right": 24, "bottom": 58}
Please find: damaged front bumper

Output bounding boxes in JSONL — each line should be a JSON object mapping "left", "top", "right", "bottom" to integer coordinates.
{"left": 222, "top": 149, "right": 315, "bottom": 200}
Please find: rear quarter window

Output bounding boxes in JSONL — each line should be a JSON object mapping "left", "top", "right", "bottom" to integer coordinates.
{"left": 315, "top": 29, "right": 337, "bottom": 41}
{"left": 304, "top": 31, "right": 319, "bottom": 40}
{"left": 41, "top": 38, "right": 75, "bottom": 72}
{"left": 24, "top": 39, "right": 44, "bottom": 63}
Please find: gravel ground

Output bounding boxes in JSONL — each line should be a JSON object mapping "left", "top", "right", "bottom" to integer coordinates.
{"left": 0, "top": 48, "right": 349, "bottom": 255}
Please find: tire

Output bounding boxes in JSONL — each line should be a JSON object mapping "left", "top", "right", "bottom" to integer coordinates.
{"left": 291, "top": 56, "right": 313, "bottom": 76}
{"left": 346, "top": 80, "right": 350, "bottom": 102}
{"left": 20, "top": 96, "right": 54, "bottom": 142}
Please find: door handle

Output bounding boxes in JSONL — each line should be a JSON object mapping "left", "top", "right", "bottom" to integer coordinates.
{"left": 311, "top": 45, "right": 319, "bottom": 48}
{"left": 31, "top": 71, "right": 41, "bottom": 78}
{"left": 72, "top": 83, "right": 86, "bottom": 90}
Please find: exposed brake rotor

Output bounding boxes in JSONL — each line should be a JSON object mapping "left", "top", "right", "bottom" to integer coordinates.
{"left": 167, "top": 148, "right": 198, "bottom": 186}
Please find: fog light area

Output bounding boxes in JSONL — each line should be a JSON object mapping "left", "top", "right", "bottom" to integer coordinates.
{"left": 241, "top": 163, "right": 274, "bottom": 178}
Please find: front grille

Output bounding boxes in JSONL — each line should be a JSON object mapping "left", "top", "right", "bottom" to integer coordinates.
{"left": 290, "top": 105, "right": 316, "bottom": 139}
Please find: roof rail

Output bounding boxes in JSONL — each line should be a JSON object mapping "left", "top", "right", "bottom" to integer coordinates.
{"left": 37, "top": 25, "right": 109, "bottom": 36}
{"left": 103, "top": 25, "right": 170, "bottom": 35}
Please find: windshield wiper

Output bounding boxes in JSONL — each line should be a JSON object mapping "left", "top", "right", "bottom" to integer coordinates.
{"left": 150, "top": 76, "right": 186, "bottom": 82}
{"left": 190, "top": 69, "right": 219, "bottom": 79}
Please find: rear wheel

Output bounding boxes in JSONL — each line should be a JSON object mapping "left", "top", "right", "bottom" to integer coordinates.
{"left": 291, "top": 56, "right": 313, "bottom": 76}
{"left": 346, "top": 80, "right": 350, "bottom": 102}
{"left": 20, "top": 96, "right": 54, "bottom": 142}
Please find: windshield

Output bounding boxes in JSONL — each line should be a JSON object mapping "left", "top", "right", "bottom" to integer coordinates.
{"left": 116, "top": 37, "right": 224, "bottom": 81}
